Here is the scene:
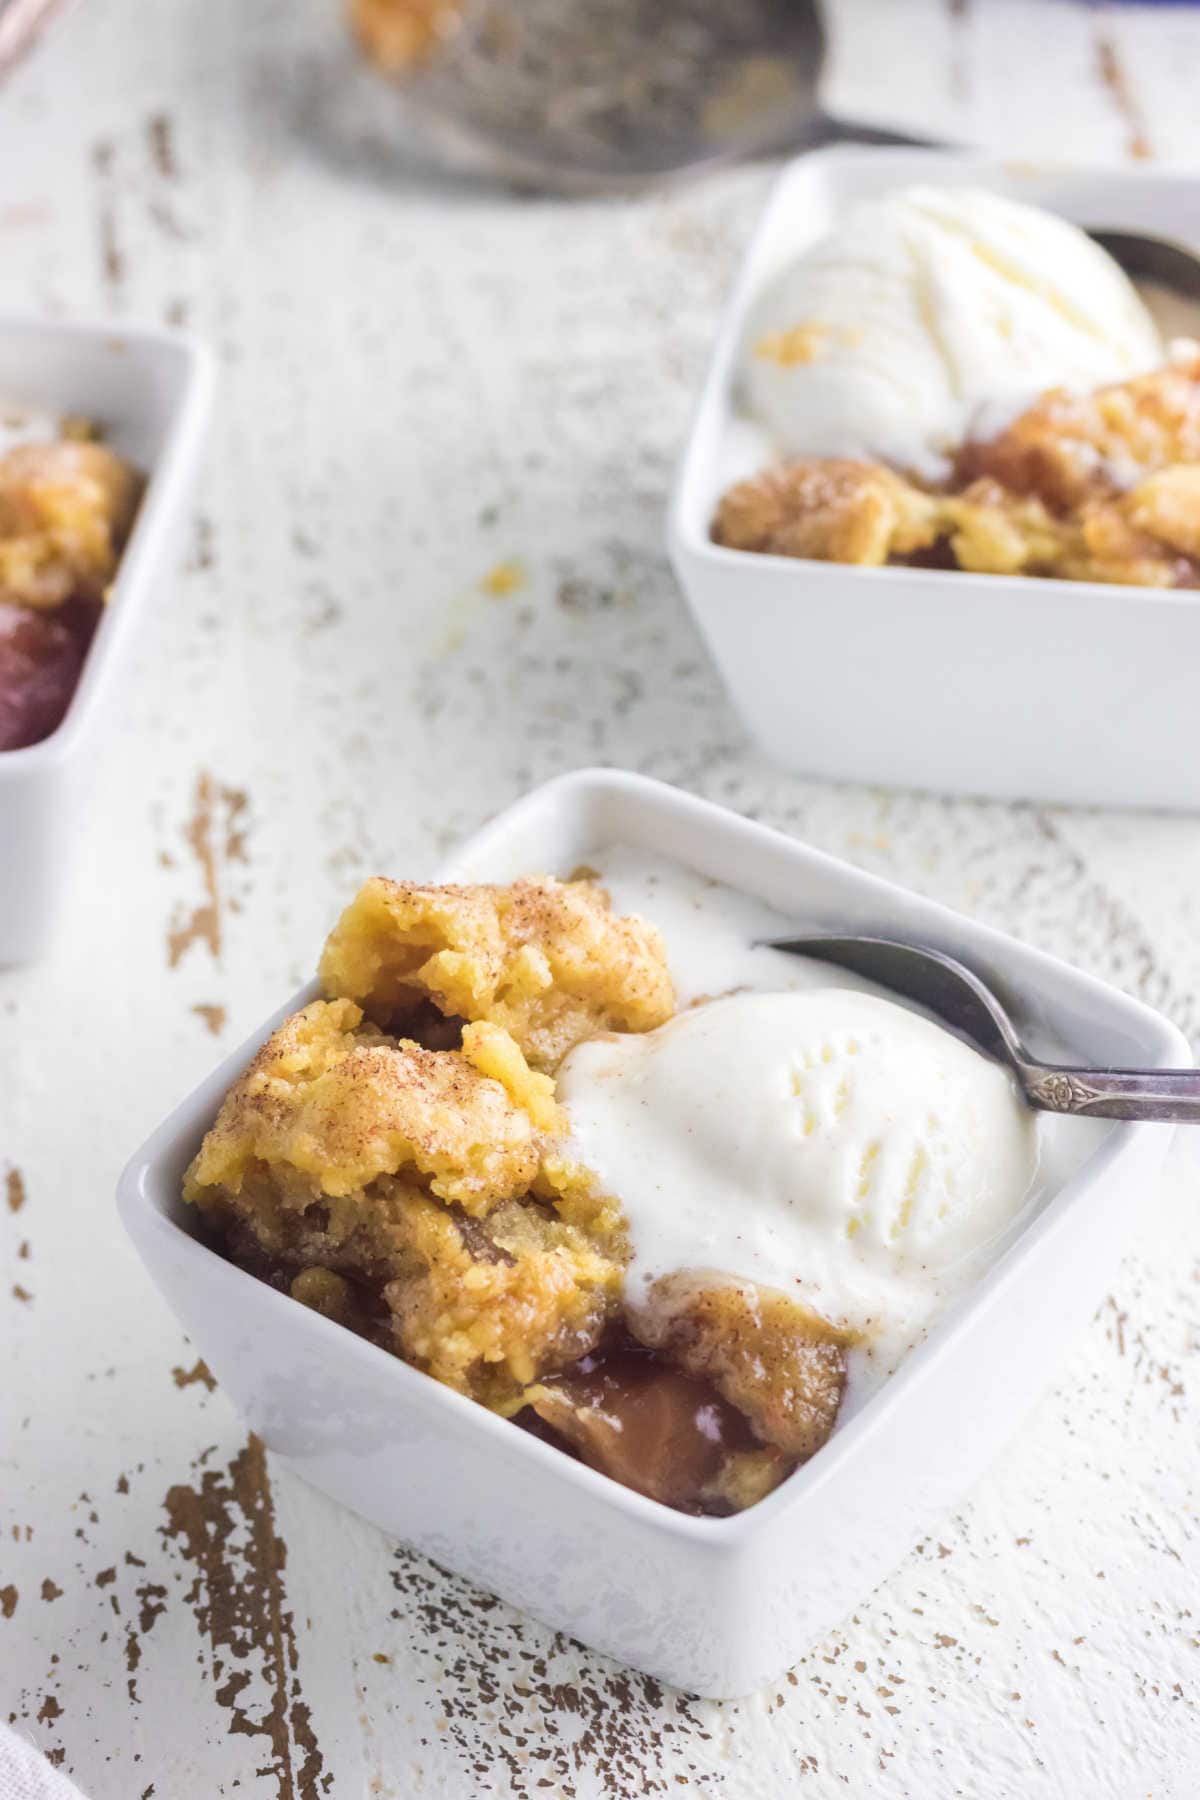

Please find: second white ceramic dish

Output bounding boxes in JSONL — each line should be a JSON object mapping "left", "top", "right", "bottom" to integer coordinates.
{"left": 118, "top": 770, "right": 1184, "bottom": 1695}
{"left": 0, "top": 317, "right": 212, "bottom": 962}
{"left": 668, "top": 148, "right": 1200, "bottom": 809}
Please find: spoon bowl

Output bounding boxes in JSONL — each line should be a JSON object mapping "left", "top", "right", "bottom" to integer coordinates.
{"left": 1087, "top": 229, "right": 1200, "bottom": 303}
{"left": 766, "top": 935, "right": 1200, "bottom": 1122}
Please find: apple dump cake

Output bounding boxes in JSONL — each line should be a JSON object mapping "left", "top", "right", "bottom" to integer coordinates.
{"left": 0, "top": 424, "right": 142, "bottom": 750}
{"left": 186, "top": 854, "right": 1046, "bottom": 1516}
{"left": 714, "top": 184, "right": 1200, "bottom": 588}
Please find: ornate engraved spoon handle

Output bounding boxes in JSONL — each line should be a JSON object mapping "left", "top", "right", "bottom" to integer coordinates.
{"left": 1020, "top": 1063, "right": 1200, "bottom": 1123}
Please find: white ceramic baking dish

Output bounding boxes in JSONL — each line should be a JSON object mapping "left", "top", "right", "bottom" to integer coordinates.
{"left": 0, "top": 318, "right": 212, "bottom": 962}
{"left": 668, "top": 147, "right": 1200, "bottom": 809}
{"left": 117, "top": 769, "right": 1185, "bottom": 1696}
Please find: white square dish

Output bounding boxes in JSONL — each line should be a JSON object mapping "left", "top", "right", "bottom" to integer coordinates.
{"left": 117, "top": 769, "right": 1186, "bottom": 1696}
{"left": 0, "top": 317, "right": 212, "bottom": 962}
{"left": 668, "top": 147, "right": 1200, "bottom": 809}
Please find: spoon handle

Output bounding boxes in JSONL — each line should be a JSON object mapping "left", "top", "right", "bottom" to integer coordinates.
{"left": 1021, "top": 1062, "right": 1200, "bottom": 1123}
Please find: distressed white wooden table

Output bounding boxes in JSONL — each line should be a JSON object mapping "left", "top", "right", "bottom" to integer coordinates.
{"left": 3, "top": 2, "right": 1200, "bottom": 1794}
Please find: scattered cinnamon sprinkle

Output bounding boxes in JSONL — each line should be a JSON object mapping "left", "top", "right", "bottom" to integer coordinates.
{"left": 171, "top": 1358, "right": 217, "bottom": 1393}
{"left": 40, "top": 1579, "right": 62, "bottom": 1602}
{"left": 12, "top": 1284, "right": 31, "bottom": 1303}
{"left": 191, "top": 1003, "right": 227, "bottom": 1036}
{"left": 0, "top": 1585, "right": 16, "bottom": 1618}
{"left": 6, "top": 1168, "right": 25, "bottom": 1212}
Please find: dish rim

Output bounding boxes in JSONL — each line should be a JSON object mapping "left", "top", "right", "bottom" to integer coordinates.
{"left": 0, "top": 313, "right": 214, "bottom": 777}
{"left": 116, "top": 766, "right": 1190, "bottom": 1547}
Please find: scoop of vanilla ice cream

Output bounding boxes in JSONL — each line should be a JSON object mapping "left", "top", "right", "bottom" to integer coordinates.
{"left": 560, "top": 989, "right": 1039, "bottom": 1373}
{"left": 741, "top": 185, "right": 1163, "bottom": 481}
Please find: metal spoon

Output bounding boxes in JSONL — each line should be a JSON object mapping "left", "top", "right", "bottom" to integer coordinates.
{"left": 385, "top": 0, "right": 830, "bottom": 194}
{"left": 371, "top": 0, "right": 1200, "bottom": 307}
{"left": 764, "top": 935, "right": 1200, "bottom": 1122}
{"left": 1086, "top": 230, "right": 1200, "bottom": 303}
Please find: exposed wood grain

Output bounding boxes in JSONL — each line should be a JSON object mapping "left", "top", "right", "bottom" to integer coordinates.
{"left": 162, "top": 1437, "right": 331, "bottom": 1800}
{"left": 165, "top": 772, "right": 250, "bottom": 969}
{"left": 1093, "top": 11, "right": 1153, "bottom": 161}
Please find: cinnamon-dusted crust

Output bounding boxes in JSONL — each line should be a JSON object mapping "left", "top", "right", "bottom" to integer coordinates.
{"left": 712, "top": 456, "right": 941, "bottom": 567}
{"left": 957, "top": 352, "right": 1200, "bottom": 513}
{"left": 319, "top": 873, "right": 674, "bottom": 1070}
{"left": 185, "top": 998, "right": 555, "bottom": 1215}
{"left": 714, "top": 357, "right": 1200, "bottom": 588}
{"left": 185, "top": 997, "right": 625, "bottom": 1410}
{"left": 189, "top": 878, "right": 858, "bottom": 1512}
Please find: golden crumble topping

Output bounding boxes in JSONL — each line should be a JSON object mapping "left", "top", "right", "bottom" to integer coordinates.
{"left": 712, "top": 457, "right": 941, "bottom": 567}
{"left": 938, "top": 478, "right": 1071, "bottom": 577}
{"left": 319, "top": 874, "right": 675, "bottom": 1070}
{"left": 383, "top": 1191, "right": 621, "bottom": 1404}
{"left": 713, "top": 357, "right": 1200, "bottom": 588}
{"left": 184, "top": 997, "right": 625, "bottom": 1409}
{"left": 188, "top": 875, "right": 859, "bottom": 1512}
{"left": 957, "top": 352, "right": 1200, "bottom": 513}
{"left": 0, "top": 439, "right": 142, "bottom": 611}
{"left": 185, "top": 997, "right": 550, "bottom": 1215}
{"left": 1111, "top": 463, "right": 1200, "bottom": 563}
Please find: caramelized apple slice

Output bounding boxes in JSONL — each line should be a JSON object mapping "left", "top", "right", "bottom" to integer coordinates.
{"left": 523, "top": 1344, "right": 791, "bottom": 1515}
{"left": 631, "top": 1274, "right": 850, "bottom": 1461}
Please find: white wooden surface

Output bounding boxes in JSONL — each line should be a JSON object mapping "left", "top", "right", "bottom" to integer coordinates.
{"left": 2, "top": 2, "right": 1200, "bottom": 1794}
